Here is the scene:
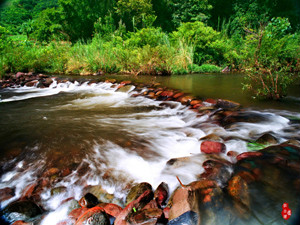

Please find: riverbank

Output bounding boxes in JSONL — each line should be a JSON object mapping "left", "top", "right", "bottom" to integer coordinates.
{"left": 1, "top": 73, "right": 300, "bottom": 224}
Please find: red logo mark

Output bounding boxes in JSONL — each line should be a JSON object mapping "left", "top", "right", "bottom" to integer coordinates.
{"left": 281, "top": 202, "right": 292, "bottom": 220}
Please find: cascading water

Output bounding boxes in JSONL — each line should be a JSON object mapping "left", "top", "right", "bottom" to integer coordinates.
{"left": 0, "top": 77, "right": 299, "bottom": 225}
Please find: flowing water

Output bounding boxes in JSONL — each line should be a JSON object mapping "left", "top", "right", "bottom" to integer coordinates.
{"left": 0, "top": 74, "right": 300, "bottom": 225}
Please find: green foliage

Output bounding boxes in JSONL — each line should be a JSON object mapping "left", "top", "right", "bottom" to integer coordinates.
{"left": 125, "top": 27, "right": 169, "bottom": 48}
{"left": 190, "top": 64, "right": 221, "bottom": 73}
{"left": 31, "top": 7, "right": 63, "bottom": 42}
{"left": 168, "top": 0, "right": 212, "bottom": 27}
{"left": 172, "top": 21, "right": 223, "bottom": 65}
{"left": 115, "top": 0, "right": 154, "bottom": 30}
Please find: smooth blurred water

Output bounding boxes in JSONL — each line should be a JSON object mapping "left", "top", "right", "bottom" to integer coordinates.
{"left": 0, "top": 75, "right": 299, "bottom": 225}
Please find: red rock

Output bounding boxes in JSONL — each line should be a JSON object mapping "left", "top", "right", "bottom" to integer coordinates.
{"left": 43, "top": 167, "right": 60, "bottom": 177}
{"left": 25, "top": 80, "right": 38, "bottom": 87}
{"left": 205, "top": 98, "right": 217, "bottom": 104}
{"left": 117, "top": 84, "right": 125, "bottom": 89}
{"left": 11, "top": 221, "right": 31, "bottom": 225}
{"left": 236, "top": 152, "right": 263, "bottom": 161}
{"left": 120, "top": 80, "right": 131, "bottom": 85}
{"left": 179, "top": 96, "right": 193, "bottom": 104}
{"left": 227, "top": 151, "right": 239, "bottom": 157}
{"left": 0, "top": 187, "right": 15, "bottom": 202}
{"left": 148, "top": 92, "right": 155, "bottom": 98}
{"left": 16, "top": 72, "right": 25, "bottom": 79}
{"left": 102, "top": 203, "right": 123, "bottom": 217}
{"left": 173, "top": 92, "right": 184, "bottom": 99}
{"left": 61, "top": 168, "right": 71, "bottom": 177}
{"left": 192, "top": 103, "right": 203, "bottom": 109}
{"left": 190, "top": 100, "right": 202, "bottom": 106}
{"left": 143, "top": 199, "right": 158, "bottom": 209}
{"left": 155, "top": 90, "right": 163, "bottom": 96}
{"left": 236, "top": 171, "right": 256, "bottom": 183}
{"left": 154, "top": 182, "right": 169, "bottom": 207}
{"left": 75, "top": 206, "right": 109, "bottom": 225}
{"left": 129, "top": 208, "right": 163, "bottom": 225}
{"left": 69, "top": 208, "right": 89, "bottom": 220}
{"left": 163, "top": 207, "right": 170, "bottom": 219}
{"left": 200, "top": 141, "right": 226, "bottom": 154}
{"left": 168, "top": 187, "right": 190, "bottom": 220}
{"left": 114, "top": 190, "right": 153, "bottom": 225}
{"left": 160, "top": 91, "right": 174, "bottom": 97}
{"left": 21, "top": 183, "right": 38, "bottom": 200}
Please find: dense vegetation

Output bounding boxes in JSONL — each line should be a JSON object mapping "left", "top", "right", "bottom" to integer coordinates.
{"left": 1, "top": 0, "right": 300, "bottom": 99}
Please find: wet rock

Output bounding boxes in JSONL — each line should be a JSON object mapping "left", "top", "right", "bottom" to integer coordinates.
{"left": 236, "top": 152, "right": 263, "bottom": 161}
{"left": 128, "top": 208, "right": 163, "bottom": 225}
{"left": 204, "top": 98, "right": 217, "bottom": 104}
{"left": 154, "top": 182, "right": 169, "bottom": 207}
{"left": 75, "top": 207, "right": 110, "bottom": 225}
{"left": 51, "top": 186, "right": 67, "bottom": 196}
{"left": 179, "top": 96, "right": 193, "bottom": 105}
{"left": 255, "top": 133, "right": 278, "bottom": 145}
{"left": 16, "top": 72, "right": 25, "bottom": 79}
{"left": 142, "top": 200, "right": 158, "bottom": 210}
{"left": 125, "top": 182, "right": 153, "bottom": 206}
{"left": 120, "top": 81, "right": 132, "bottom": 85}
{"left": 168, "top": 187, "right": 191, "bottom": 220}
{"left": 173, "top": 92, "right": 184, "bottom": 99}
{"left": 116, "top": 85, "right": 134, "bottom": 93}
{"left": 160, "top": 91, "right": 174, "bottom": 97}
{"left": 83, "top": 185, "right": 117, "bottom": 205}
{"left": 69, "top": 208, "right": 89, "bottom": 221}
{"left": 222, "top": 111, "right": 270, "bottom": 127}
{"left": 215, "top": 99, "right": 240, "bottom": 110}
{"left": 167, "top": 210, "right": 198, "bottom": 225}
{"left": 114, "top": 190, "right": 153, "bottom": 225}
{"left": 105, "top": 79, "right": 116, "bottom": 83}
{"left": 190, "top": 100, "right": 202, "bottom": 106}
{"left": 24, "top": 80, "right": 38, "bottom": 87}
{"left": 222, "top": 66, "right": 230, "bottom": 73}
{"left": 2, "top": 200, "right": 43, "bottom": 223}
{"left": 0, "top": 187, "right": 15, "bottom": 202}
{"left": 42, "top": 78, "right": 53, "bottom": 87}
{"left": 11, "top": 221, "right": 32, "bottom": 225}
{"left": 227, "top": 150, "right": 239, "bottom": 158}
{"left": 101, "top": 203, "right": 123, "bottom": 217}
{"left": 227, "top": 174, "right": 250, "bottom": 217}
{"left": 166, "top": 157, "right": 192, "bottom": 168}
{"left": 43, "top": 167, "right": 60, "bottom": 177}
{"left": 200, "top": 134, "right": 223, "bottom": 142}
{"left": 20, "top": 183, "right": 38, "bottom": 200}
{"left": 200, "top": 141, "right": 226, "bottom": 154}
{"left": 79, "top": 193, "right": 99, "bottom": 208}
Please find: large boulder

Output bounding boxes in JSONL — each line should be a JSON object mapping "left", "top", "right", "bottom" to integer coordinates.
{"left": 2, "top": 200, "right": 43, "bottom": 223}
{"left": 125, "top": 182, "right": 153, "bottom": 206}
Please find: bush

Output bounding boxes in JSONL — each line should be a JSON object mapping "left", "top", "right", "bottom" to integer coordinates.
{"left": 171, "top": 21, "right": 222, "bottom": 65}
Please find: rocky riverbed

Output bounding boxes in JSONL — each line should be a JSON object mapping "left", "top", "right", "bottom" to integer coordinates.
{"left": 1, "top": 73, "right": 300, "bottom": 225}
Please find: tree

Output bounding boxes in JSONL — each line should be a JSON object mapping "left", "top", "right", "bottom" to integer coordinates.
{"left": 115, "top": 0, "right": 154, "bottom": 31}
{"left": 58, "top": 0, "right": 115, "bottom": 42}
{"left": 168, "top": 0, "right": 212, "bottom": 27}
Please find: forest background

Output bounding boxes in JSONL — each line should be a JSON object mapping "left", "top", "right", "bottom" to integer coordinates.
{"left": 0, "top": 0, "right": 300, "bottom": 99}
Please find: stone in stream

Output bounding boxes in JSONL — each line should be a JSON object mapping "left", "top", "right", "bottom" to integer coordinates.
{"left": 2, "top": 200, "right": 43, "bottom": 223}
{"left": 51, "top": 186, "right": 67, "bottom": 196}
{"left": 167, "top": 211, "right": 198, "bottom": 225}
{"left": 255, "top": 133, "right": 278, "bottom": 145}
{"left": 128, "top": 208, "right": 164, "bottom": 225}
{"left": 97, "top": 203, "right": 123, "bottom": 218}
{"left": 79, "top": 193, "right": 99, "bottom": 208}
{"left": 125, "top": 182, "right": 153, "bottom": 206}
{"left": 114, "top": 190, "right": 153, "bottom": 225}
{"left": 199, "top": 133, "right": 223, "bottom": 142}
{"left": 74, "top": 207, "right": 110, "bottom": 225}
{"left": 200, "top": 141, "right": 226, "bottom": 154}
{"left": 154, "top": 182, "right": 169, "bottom": 207}
{"left": 0, "top": 187, "right": 15, "bottom": 202}
{"left": 215, "top": 99, "right": 240, "bottom": 110}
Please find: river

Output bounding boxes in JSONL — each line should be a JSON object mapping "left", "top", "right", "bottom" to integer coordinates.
{"left": 0, "top": 73, "right": 299, "bottom": 225}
